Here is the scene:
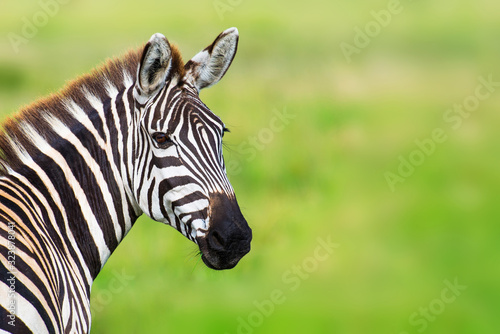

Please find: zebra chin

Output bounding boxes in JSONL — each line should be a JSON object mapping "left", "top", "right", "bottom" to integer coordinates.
{"left": 195, "top": 193, "right": 252, "bottom": 270}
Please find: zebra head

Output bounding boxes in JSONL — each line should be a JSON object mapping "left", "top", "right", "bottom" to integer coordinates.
{"left": 131, "top": 28, "right": 252, "bottom": 270}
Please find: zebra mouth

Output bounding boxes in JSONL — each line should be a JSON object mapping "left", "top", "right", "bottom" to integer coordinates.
{"left": 201, "top": 253, "right": 234, "bottom": 270}
{"left": 199, "top": 245, "right": 250, "bottom": 270}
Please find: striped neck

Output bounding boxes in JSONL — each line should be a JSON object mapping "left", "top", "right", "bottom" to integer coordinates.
{"left": 0, "top": 48, "right": 144, "bottom": 280}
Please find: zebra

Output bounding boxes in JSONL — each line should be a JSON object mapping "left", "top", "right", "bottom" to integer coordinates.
{"left": 0, "top": 27, "right": 252, "bottom": 333}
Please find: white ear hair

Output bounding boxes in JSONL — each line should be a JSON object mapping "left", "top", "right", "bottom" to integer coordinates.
{"left": 136, "top": 33, "right": 172, "bottom": 97}
{"left": 184, "top": 27, "right": 239, "bottom": 91}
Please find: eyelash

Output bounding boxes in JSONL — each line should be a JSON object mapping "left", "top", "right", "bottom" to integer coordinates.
{"left": 153, "top": 127, "right": 228, "bottom": 145}
{"left": 152, "top": 132, "right": 173, "bottom": 146}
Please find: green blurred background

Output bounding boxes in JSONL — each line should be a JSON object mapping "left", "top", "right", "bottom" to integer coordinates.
{"left": 1, "top": 0, "right": 499, "bottom": 333}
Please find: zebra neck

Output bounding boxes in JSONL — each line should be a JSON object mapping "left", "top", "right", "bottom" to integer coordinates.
{"left": 5, "top": 89, "right": 141, "bottom": 282}
{"left": 51, "top": 85, "right": 143, "bottom": 278}
{"left": 0, "top": 48, "right": 145, "bottom": 281}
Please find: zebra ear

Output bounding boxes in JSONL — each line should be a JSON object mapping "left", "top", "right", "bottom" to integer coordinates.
{"left": 184, "top": 27, "right": 239, "bottom": 91}
{"left": 136, "top": 33, "right": 172, "bottom": 97}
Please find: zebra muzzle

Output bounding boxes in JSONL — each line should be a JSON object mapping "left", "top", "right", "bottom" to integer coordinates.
{"left": 196, "top": 194, "right": 252, "bottom": 270}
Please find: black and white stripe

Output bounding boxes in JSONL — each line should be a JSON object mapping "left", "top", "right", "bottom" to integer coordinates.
{"left": 0, "top": 27, "right": 251, "bottom": 333}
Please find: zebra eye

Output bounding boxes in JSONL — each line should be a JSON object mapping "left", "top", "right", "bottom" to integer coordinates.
{"left": 152, "top": 132, "right": 172, "bottom": 146}
{"left": 222, "top": 127, "right": 230, "bottom": 137}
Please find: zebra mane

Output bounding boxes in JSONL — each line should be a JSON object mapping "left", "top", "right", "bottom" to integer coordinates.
{"left": 0, "top": 43, "right": 185, "bottom": 173}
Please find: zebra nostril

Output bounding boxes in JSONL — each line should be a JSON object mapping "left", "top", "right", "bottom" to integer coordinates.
{"left": 209, "top": 230, "right": 225, "bottom": 249}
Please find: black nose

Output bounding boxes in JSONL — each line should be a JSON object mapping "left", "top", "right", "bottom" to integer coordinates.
{"left": 197, "top": 193, "right": 252, "bottom": 270}
{"left": 199, "top": 219, "right": 252, "bottom": 270}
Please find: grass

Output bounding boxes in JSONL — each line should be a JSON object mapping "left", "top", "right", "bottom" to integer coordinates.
{"left": 1, "top": 0, "right": 500, "bottom": 333}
